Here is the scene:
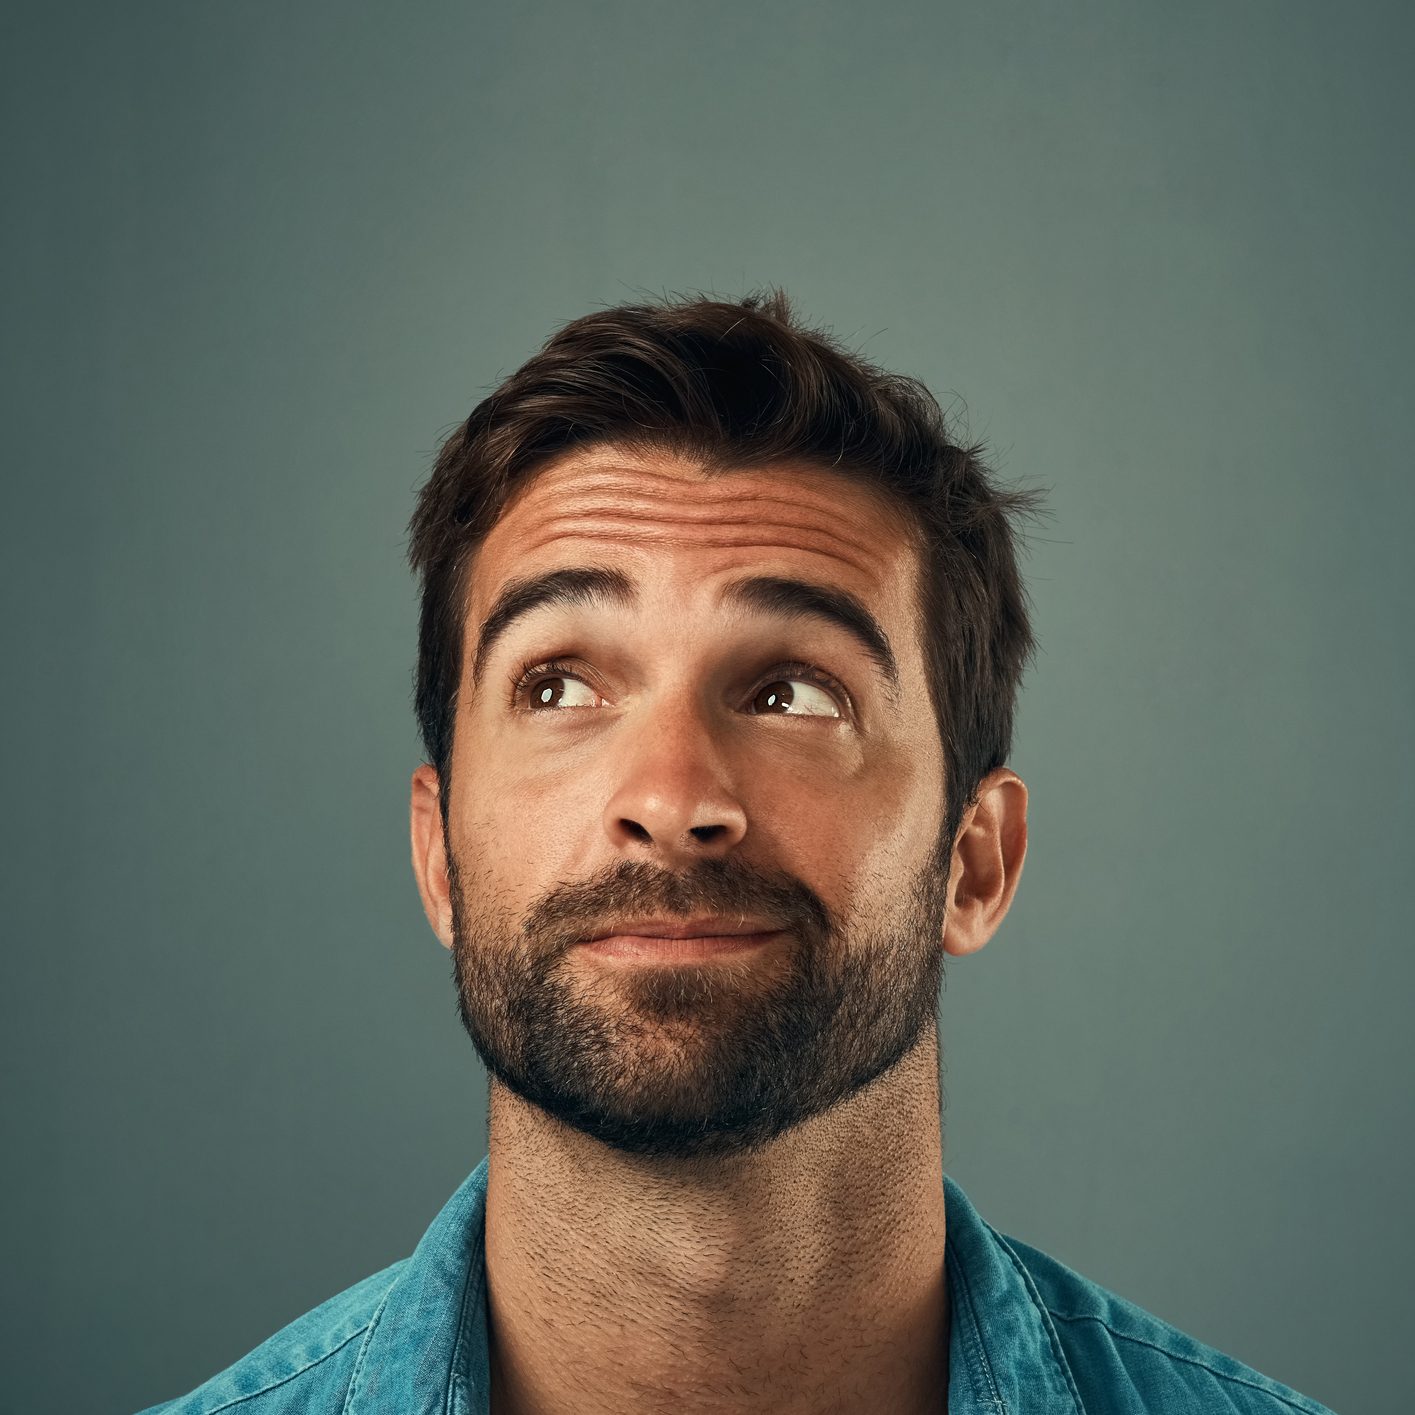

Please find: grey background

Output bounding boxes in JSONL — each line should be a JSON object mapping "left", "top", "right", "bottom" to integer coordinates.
{"left": 3, "top": 3, "right": 1409, "bottom": 1412}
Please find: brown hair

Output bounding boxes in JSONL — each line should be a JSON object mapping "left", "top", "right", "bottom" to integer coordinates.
{"left": 407, "top": 287, "right": 1049, "bottom": 845}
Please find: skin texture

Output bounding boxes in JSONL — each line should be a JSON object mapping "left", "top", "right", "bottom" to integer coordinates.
{"left": 409, "top": 442, "right": 1028, "bottom": 1415}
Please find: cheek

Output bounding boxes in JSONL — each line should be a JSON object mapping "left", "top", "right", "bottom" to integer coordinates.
{"left": 459, "top": 764, "right": 602, "bottom": 885}
{"left": 817, "top": 757, "right": 943, "bottom": 891}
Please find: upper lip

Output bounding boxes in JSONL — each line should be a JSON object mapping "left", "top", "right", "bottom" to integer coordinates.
{"left": 580, "top": 914, "right": 782, "bottom": 942}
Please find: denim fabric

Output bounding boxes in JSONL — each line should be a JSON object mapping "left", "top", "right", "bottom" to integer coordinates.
{"left": 136, "top": 1156, "right": 1337, "bottom": 1414}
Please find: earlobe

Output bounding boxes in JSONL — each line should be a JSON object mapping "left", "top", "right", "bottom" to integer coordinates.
{"left": 410, "top": 764, "right": 455, "bottom": 951}
{"left": 941, "top": 839, "right": 988, "bottom": 959}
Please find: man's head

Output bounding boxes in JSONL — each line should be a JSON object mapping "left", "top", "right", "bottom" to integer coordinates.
{"left": 407, "top": 290, "right": 1041, "bottom": 1163}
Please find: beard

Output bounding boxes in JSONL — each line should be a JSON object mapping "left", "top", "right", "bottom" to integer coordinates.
{"left": 447, "top": 822, "right": 952, "bottom": 1163}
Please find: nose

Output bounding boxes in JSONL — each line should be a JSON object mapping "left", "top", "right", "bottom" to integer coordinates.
{"left": 600, "top": 714, "right": 749, "bottom": 866}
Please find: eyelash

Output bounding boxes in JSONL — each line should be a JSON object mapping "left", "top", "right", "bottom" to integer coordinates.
{"left": 508, "top": 657, "right": 853, "bottom": 718}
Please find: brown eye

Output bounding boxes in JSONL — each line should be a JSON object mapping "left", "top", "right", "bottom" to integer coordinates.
{"left": 512, "top": 660, "right": 601, "bottom": 711}
{"left": 749, "top": 675, "right": 843, "bottom": 718}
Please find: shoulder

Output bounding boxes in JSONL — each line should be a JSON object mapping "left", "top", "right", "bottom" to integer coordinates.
{"left": 132, "top": 1259, "right": 408, "bottom": 1415}
{"left": 996, "top": 1230, "right": 1338, "bottom": 1415}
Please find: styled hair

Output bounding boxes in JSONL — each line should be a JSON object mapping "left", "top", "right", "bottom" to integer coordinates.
{"left": 407, "top": 287, "right": 1048, "bottom": 845}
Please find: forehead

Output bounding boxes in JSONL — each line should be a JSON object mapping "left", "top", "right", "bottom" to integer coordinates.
{"left": 466, "top": 443, "right": 924, "bottom": 636}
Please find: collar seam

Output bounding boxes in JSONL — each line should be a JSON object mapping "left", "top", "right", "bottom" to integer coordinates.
{"left": 444, "top": 1221, "right": 489, "bottom": 1415}
{"left": 945, "top": 1241, "right": 1008, "bottom": 1413}
{"left": 1046, "top": 1315, "right": 1324, "bottom": 1413}
{"left": 191, "top": 1324, "right": 369, "bottom": 1415}
{"left": 340, "top": 1273, "right": 406, "bottom": 1415}
{"left": 982, "top": 1221, "right": 1087, "bottom": 1413}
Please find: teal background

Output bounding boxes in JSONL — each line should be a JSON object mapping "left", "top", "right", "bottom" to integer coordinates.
{"left": 3, "top": 3, "right": 1409, "bottom": 1412}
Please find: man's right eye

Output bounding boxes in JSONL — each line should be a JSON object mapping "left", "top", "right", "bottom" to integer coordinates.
{"left": 510, "top": 659, "right": 602, "bottom": 711}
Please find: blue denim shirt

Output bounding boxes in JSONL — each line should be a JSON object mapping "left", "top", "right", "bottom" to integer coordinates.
{"left": 136, "top": 1155, "right": 1337, "bottom": 1414}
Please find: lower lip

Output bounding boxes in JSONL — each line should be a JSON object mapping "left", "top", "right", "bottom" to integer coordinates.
{"left": 578, "top": 931, "right": 784, "bottom": 961}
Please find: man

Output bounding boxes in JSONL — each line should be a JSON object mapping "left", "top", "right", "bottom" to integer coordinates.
{"left": 139, "top": 291, "right": 1335, "bottom": 1414}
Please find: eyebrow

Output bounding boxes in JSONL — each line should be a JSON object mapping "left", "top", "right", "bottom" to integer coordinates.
{"left": 469, "top": 564, "right": 901, "bottom": 704}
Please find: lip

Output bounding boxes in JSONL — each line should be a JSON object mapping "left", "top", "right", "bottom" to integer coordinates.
{"left": 579, "top": 915, "right": 783, "bottom": 943}
{"left": 578, "top": 930, "right": 785, "bottom": 961}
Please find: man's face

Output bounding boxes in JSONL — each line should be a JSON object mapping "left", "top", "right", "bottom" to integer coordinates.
{"left": 438, "top": 443, "right": 952, "bottom": 1162}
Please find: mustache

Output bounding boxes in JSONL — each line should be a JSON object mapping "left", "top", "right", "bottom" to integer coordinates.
{"left": 453, "top": 853, "right": 831, "bottom": 950}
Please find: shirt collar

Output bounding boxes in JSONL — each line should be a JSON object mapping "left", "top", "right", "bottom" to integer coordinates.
{"left": 344, "top": 1154, "right": 1083, "bottom": 1415}
{"left": 942, "top": 1170, "right": 1086, "bottom": 1412}
{"left": 342, "top": 1156, "right": 491, "bottom": 1415}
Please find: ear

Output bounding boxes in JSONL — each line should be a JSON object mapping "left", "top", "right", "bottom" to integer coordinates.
{"left": 410, "top": 763, "right": 454, "bottom": 951}
{"left": 942, "top": 767, "right": 1028, "bottom": 958}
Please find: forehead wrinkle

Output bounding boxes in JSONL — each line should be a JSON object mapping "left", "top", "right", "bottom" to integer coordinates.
{"left": 526, "top": 454, "right": 803, "bottom": 494}
{"left": 515, "top": 461, "right": 919, "bottom": 559}
{"left": 532, "top": 476, "right": 903, "bottom": 533}
{"left": 521, "top": 518, "right": 886, "bottom": 583}
{"left": 535, "top": 490, "right": 873, "bottom": 535}
{"left": 514, "top": 485, "right": 900, "bottom": 574}
{"left": 539, "top": 470, "right": 872, "bottom": 514}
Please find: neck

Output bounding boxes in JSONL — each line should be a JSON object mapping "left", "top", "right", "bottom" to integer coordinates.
{"left": 483, "top": 1041, "right": 951, "bottom": 1415}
